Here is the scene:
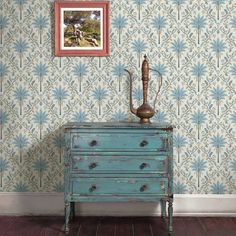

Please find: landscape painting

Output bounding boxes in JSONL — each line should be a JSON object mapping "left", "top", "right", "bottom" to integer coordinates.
{"left": 63, "top": 10, "right": 102, "bottom": 49}
{"left": 55, "top": 1, "right": 109, "bottom": 56}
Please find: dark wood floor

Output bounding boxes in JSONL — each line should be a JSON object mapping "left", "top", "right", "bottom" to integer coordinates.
{"left": 0, "top": 216, "right": 235, "bottom": 236}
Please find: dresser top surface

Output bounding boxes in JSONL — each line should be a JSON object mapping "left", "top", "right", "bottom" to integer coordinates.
{"left": 63, "top": 122, "right": 174, "bottom": 130}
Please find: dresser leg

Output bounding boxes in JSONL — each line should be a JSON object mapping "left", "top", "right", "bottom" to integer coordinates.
{"left": 168, "top": 200, "right": 173, "bottom": 233}
{"left": 70, "top": 202, "right": 75, "bottom": 220}
{"left": 65, "top": 202, "right": 71, "bottom": 234}
{"left": 161, "top": 199, "right": 167, "bottom": 218}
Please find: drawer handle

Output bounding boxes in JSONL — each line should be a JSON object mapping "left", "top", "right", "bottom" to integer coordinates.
{"left": 89, "top": 185, "right": 97, "bottom": 192}
{"left": 161, "top": 160, "right": 166, "bottom": 166}
{"left": 90, "top": 140, "right": 97, "bottom": 146}
{"left": 140, "top": 163, "right": 148, "bottom": 169}
{"left": 140, "top": 140, "right": 148, "bottom": 147}
{"left": 161, "top": 182, "right": 165, "bottom": 191}
{"left": 140, "top": 184, "right": 148, "bottom": 192}
{"left": 89, "top": 162, "right": 97, "bottom": 169}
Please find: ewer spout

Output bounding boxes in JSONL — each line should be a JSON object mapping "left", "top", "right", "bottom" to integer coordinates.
{"left": 124, "top": 69, "right": 137, "bottom": 115}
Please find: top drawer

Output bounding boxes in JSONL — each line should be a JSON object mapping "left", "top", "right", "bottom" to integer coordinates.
{"left": 70, "top": 130, "right": 168, "bottom": 152}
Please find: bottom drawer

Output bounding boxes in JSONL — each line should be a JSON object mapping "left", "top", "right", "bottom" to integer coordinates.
{"left": 71, "top": 177, "right": 168, "bottom": 195}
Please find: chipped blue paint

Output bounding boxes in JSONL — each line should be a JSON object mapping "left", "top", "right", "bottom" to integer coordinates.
{"left": 64, "top": 122, "right": 173, "bottom": 233}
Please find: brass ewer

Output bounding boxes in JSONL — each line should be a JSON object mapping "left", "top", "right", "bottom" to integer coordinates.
{"left": 125, "top": 55, "right": 163, "bottom": 124}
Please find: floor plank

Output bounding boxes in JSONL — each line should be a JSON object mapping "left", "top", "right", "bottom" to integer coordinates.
{"left": 0, "top": 217, "right": 16, "bottom": 236}
{"left": 181, "top": 217, "right": 206, "bottom": 236}
{"left": 172, "top": 217, "right": 187, "bottom": 236}
{"left": 199, "top": 217, "right": 236, "bottom": 236}
{"left": 133, "top": 217, "right": 152, "bottom": 236}
{"left": 96, "top": 217, "right": 115, "bottom": 236}
{"left": 0, "top": 216, "right": 236, "bottom": 236}
{"left": 2, "top": 217, "right": 41, "bottom": 236}
{"left": 148, "top": 217, "right": 169, "bottom": 236}
{"left": 76, "top": 217, "right": 99, "bottom": 236}
{"left": 114, "top": 217, "right": 133, "bottom": 236}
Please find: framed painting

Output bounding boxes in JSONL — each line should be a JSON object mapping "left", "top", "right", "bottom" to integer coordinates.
{"left": 54, "top": 1, "right": 109, "bottom": 56}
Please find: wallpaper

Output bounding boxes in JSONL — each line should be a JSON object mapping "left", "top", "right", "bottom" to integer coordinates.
{"left": 0, "top": 0, "right": 235, "bottom": 194}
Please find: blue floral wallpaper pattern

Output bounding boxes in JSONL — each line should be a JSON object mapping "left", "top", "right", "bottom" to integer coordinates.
{"left": 0, "top": 0, "right": 236, "bottom": 194}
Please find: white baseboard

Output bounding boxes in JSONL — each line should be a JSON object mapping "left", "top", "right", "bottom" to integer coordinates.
{"left": 0, "top": 193, "right": 235, "bottom": 216}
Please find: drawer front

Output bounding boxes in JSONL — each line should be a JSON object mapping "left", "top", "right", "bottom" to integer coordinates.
{"left": 70, "top": 132, "right": 167, "bottom": 151}
{"left": 71, "top": 154, "right": 168, "bottom": 173}
{"left": 71, "top": 178, "right": 168, "bottom": 195}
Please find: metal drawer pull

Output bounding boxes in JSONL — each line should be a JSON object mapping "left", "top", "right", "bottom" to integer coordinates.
{"left": 89, "top": 162, "right": 97, "bottom": 169}
{"left": 140, "top": 184, "right": 148, "bottom": 192}
{"left": 140, "top": 140, "right": 148, "bottom": 147}
{"left": 140, "top": 163, "right": 148, "bottom": 169}
{"left": 89, "top": 185, "right": 97, "bottom": 192}
{"left": 161, "top": 182, "right": 165, "bottom": 191}
{"left": 90, "top": 140, "right": 97, "bottom": 146}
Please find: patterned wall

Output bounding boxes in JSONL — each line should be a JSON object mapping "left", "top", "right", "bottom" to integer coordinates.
{"left": 0, "top": 0, "right": 235, "bottom": 194}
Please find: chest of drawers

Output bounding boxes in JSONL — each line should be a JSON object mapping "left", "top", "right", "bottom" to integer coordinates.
{"left": 64, "top": 122, "right": 174, "bottom": 234}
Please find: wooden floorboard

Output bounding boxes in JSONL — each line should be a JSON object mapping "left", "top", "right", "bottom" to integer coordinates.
{"left": 199, "top": 217, "right": 236, "bottom": 236}
{"left": 96, "top": 217, "right": 116, "bottom": 236}
{"left": 114, "top": 217, "right": 133, "bottom": 236}
{"left": 0, "top": 217, "right": 16, "bottom": 236}
{"left": 181, "top": 217, "right": 206, "bottom": 236}
{"left": 133, "top": 217, "right": 152, "bottom": 236}
{"left": 38, "top": 217, "right": 64, "bottom": 236}
{"left": 172, "top": 217, "right": 187, "bottom": 236}
{"left": 0, "top": 216, "right": 236, "bottom": 236}
{"left": 76, "top": 217, "right": 99, "bottom": 236}
{"left": 149, "top": 217, "right": 170, "bottom": 236}
{"left": 2, "top": 217, "right": 42, "bottom": 236}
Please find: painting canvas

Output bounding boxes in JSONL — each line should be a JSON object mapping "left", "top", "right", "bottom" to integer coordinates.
{"left": 55, "top": 1, "right": 109, "bottom": 56}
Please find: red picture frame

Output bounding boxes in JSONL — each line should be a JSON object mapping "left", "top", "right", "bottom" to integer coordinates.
{"left": 54, "top": 1, "right": 109, "bottom": 56}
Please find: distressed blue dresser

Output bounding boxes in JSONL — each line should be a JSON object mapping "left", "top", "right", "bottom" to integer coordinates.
{"left": 64, "top": 122, "right": 174, "bottom": 234}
